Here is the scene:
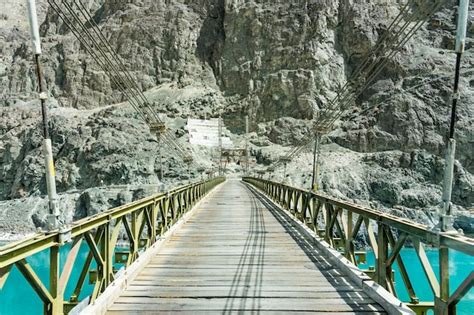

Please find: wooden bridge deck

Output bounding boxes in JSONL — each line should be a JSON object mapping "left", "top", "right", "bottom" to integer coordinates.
{"left": 107, "top": 179, "right": 386, "bottom": 314}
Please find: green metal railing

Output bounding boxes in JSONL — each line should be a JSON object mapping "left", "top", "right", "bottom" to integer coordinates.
{"left": 0, "top": 177, "right": 225, "bottom": 314}
{"left": 243, "top": 177, "right": 474, "bottom": 315}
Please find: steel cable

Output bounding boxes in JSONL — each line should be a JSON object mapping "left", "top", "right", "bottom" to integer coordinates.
{"left": 268, "top": 0, "right": 445, "bottom": 171}
{"left": 49, "top": 0, "right": 193, "bottom": 163}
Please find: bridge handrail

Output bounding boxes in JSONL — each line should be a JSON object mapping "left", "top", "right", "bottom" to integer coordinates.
{"left": 0, "top": 179, "right": 220, "bottom": 262}
{"left": 0, "top": 177, "right": 225, "bottom": 313}
{"left": 243, "top": 177, "right": 473, "bottom": 315}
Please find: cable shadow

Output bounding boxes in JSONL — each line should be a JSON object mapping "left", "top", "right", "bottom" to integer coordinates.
{"left": 222, "top": 181, "right": 265, "bottom": 314}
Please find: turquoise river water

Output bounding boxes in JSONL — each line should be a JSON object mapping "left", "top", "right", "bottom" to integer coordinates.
{"left": 0, "top": 244, "right": 472, "bottom": 314}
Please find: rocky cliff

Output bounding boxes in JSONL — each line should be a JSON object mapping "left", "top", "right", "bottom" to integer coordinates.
{"left": 0, "top": 0, "right": 472, "bottom": 237}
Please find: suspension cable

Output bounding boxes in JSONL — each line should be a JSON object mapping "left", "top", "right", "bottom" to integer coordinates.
{"left": 48, "top": 0, "right": 194, "bottom": 163}
{"left": 267, "top": 0, "right": 445, "bottom": 172}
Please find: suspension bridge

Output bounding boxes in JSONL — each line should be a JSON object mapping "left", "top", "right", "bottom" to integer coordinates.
{"left": 0, "top": 0, "right": 473, "bottom": 314}
{"left": 0, "top": 177, "right": 473, "bottom": 314}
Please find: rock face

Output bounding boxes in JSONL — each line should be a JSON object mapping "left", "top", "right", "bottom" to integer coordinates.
{"left": 218, "top": 0, "right": 344, "bottom": 121}
{"left": 0, "top": 0, "right": 473, "bottom": 235}
{"left": 1, "top": 104, "right": 183, "bottom": 199}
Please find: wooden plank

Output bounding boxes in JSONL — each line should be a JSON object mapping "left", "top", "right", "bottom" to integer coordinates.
{"left": 139, "top": 268, "right": 343, "bottom": 276}
{"left": 130, "top": 280, "right": 352, "bottom": 289}
{"left": 148, "top": 260, "right": 333, "bottom": 267}
{"left": 136, "top": 272, "right": 345, "bottom": 280}
{"left": 152, "top": 253, "right": 330, "bottom": 260}
{"left": 138, "top": 264, "right": 344, "bottom": 273}
{"left": 133, "top": 268, "right": 346, "bottom": 276}
{"left": 120, "top": 289, "right": 371, "bottom": 299}
{"left": 109, "top": 298, "right": 385, "bottom": 312}
{"left": 116, "top": 298, "right": 381, "bottom": 310}
{"left": 131, "top": 279, "right": 354, "bottom": 288}
{"left": 108, "top": 311, "right": 386, "bottom": 315}
{"left": 124, "top": 285, "right": 364, "bottom": 293}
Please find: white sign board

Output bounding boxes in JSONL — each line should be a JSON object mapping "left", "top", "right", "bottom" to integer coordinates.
{"left": 187, "top": 118, "right": 233, "bottom": 148}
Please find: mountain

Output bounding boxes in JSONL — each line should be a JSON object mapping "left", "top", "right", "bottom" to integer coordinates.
{"left": 0, "top": 0, "right": 472, "bottom": 237}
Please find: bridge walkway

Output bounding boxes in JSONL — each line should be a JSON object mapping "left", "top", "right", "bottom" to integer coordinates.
{"left": 106, "top": 179, "right": 386, "bottom": 314}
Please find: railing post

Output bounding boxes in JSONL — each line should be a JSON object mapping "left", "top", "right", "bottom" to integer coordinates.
{"left": 293, "top": 192, "right": 299, "bottom": 216}
{"left": 151, "top": 202, "right": 158, "bottom": 241}
{"left": 102, "top": 221, "right": 111, "bottom": 287}
{"left": 282, "top": 186, "right": 285, "bottom": 205}
{"left": 377, "top": 223, "right": 388, "bottom": 289}
{"left": 181, "top": 191, "right": 186, "bottom": 213}
{"left": 436, "top": 246, "right": 450, "bottom": 314}
{"left": 170, "top": 195, "right": 176, "bottom": 223}
{"left": 344, "top": 210, "right": 355, "bottom": 263}
{"left": 281, "top": 187, "right": 286, "bottom": 207}
{"left": 290, "top": 191, "right": 294, "bottom": 212}
{"left": 310, "top": 197, "right": 318, "bottom": 232}
{"left": 49, "top": 245, "right": 62, "bottom": 315}
{"left": 324, "top": 203, "right": 331, "bottom": 244}
{"left": 183, "top": 190, "right": 187, "bottom": 212}
{"left": 131, "top": 212, "right": 139, "bottom": 260}
{"left": 301, "top": 193, "right": 308, "bottom": 223}
{"left": 164, "top": 198, "right": 170, "bottom": 233}
{"left": 180, "top": 192, "right": 184, "bottom": 214}
{"left": 288, "top": 190, "right": 292, "bottom": 211}
{"left": 181, "top": 191, "right": 185, "bottom": 214}
{"left": 279, "top": 186, "right": 283, "bottom": 204}
{"left": 300, "top": 194, "right": 305, "bottom": 220}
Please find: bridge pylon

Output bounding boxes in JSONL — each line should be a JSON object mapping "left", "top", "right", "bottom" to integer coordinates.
{"left": 150, "top": 122, "right": 167, "bottom": 181}
{"left": 27, "top": 0, "right": 59, "bottom": 230}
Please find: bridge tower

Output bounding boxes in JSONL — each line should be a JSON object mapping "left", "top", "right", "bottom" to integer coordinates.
{"left": 311, "top": 133, "right": 321, "bottom": 192}
{"left": 311, "top": 123, "right": 330, "bottom": 192}
{"left": 149, "top": 122, "right": 167, "bottom": 181}
{"left": 245, "top": 115, "right": 250, "bottom": 175}
{"left": 279, "top": 156, "right": 292, "bottom": 183}
{"left": 27, "top": 0, "right": 59, "bottom": 230}
{"left": 439, "top": 0, "right": 469, "bottom": 233}
{"left": 218, "top": 115, "right": 223, "bottom": 176}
